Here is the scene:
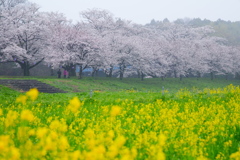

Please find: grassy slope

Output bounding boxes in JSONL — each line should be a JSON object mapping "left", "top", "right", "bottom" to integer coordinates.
{"left": 1, "top": 76, "right": 240, "bottom": 93}
{"left": 39, "top": 77, "right": 240, "bottom": 93}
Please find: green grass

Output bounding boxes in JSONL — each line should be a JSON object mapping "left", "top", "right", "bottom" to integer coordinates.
{"left": 1, "top": 76, "right": 240, "bottom": 93}
{"left": 0, "top": 76, "right": 240, "bottom": 159}
{"left": 1, "top": 76, "right": 239, "bottom": 107}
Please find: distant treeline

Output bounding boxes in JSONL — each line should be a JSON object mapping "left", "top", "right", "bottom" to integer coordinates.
{"left": 148, "top": 18, "right": 240, "bottom": 45}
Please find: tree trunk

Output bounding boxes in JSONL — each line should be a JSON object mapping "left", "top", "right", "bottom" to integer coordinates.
{"left": 137, "top": 70, "right": 140, "bottom": 78}
{"left": 96, "top": 70, "right": 99, "bottom": 77}
{"left": 211, "top": 72, "right": 214, "bottom": 80}
{"left": 225, "top": 73, "right": 228, "bottom": 80}
{"left": 180, "top": 75, "right": 183, "bottom": 81}
{"left": 51, "top": 68, "right": 54, "bottom": 76}
{"left": 91, "top": 70, "right": 95, "bottom": 77}
{"left": 119, "top": 65, "right": 125, "bottom": 80}
{"left": 174, "top": 70, "right": 177, "bottom": 78}
{"left": 141, "top": 72, "right": 144, "bottom": 81}
{"left": 23, "top": 62, "right": 30, "bottom": 76}
{"left": 79, "top": 65, "right": 83, "bottom": 79}
{"left": 92, "top": 69, "right": 99, "bottom": 77}
{"left": 70, "top": 68, "right": 75, "bottom": 77}
{"left": 91, "top": 67, "right": 96, "bottom": 77}
{"left": 109, "top": 67, "right": 113, "bottom": 78}
{"left": 17, "top": 58, "right": 44, "bottom": 76}
{"left": 120, "top": 71, "right": 123, "bottom": 80}
{"left": 197, "top": 72, "right": 201, "bottom": 80}
{"left": 105, "top": 67, "right": 113, "bottom": 78}
{"left": 235, "top": 73, "right": 240, "bottom": 80}
{"left": 20, "top": 61, "right": 30, "bottom": 76}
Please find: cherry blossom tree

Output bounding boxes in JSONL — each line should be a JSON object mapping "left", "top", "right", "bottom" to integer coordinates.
{"left": 1, "top": 3, "right": 237, "bottom": 80}
{"left": 0, "top": 0, "right": 27, "bottom": 62}
{"left": 201, "top": 38, "right": 233, "bottom": 80}
{"left": 125, "top": 24, "right": 168, "bottom": 80}
{"left": 1, "top": 1, "right": 51, "bottom": 76}
{"left": 149, "top": 22, "right": 230, "bottom": 80}
{"left": 79, "top": 9, "right": 118, "bottom": 78}
{"left": 230, "top": 46, "right": 240, "bottom": 79}
{"left": 47, "top": 14, "right": 101, "bottom": 79}
{"left": 111, "top": 21, "right": 142, "bottom": 80}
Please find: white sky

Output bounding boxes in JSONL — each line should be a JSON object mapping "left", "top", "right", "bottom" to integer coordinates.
{"left": 28, "top": 0, "right": 240, "bottom": 24}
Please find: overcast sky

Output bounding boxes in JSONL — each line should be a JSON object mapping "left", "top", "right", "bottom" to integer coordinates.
{"left": 28, "top": 0, "right": 240, "bottom": 24}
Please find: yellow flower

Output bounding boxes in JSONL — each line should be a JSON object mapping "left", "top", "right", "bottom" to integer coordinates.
{"left": 36, "top": 127, "right": 48, "bottom": 138}
{"left": 45, "top": 136, "right": 54, "bottom": 151}
{"left": 0, "top": 135, "right": 20, "bottom": 159}
{"left": 197, "top": 155, "right": 209, "bottom": 160}
{"left": 0, "top": 108, "right": 3, "bottom": 116}
{"left": 158, "top": 133, "right": 167, "bottom": 146}
{"left": 59, "top": 136, "right": 69, "bottom": 151}
{"left": 94, "top": 145, "right": 106, "bottom": 154}
{"left": 17, "top": 127, "right": 30, "bottom": 143}
{"left": 49, "top": 119, "right": 68, "bottom": 133}
{"left": 108, "top": 130, "right": 115, "bottom": 139}
{"left": 157, "top": 150, "right": 166, "bottom": 160}
{"left": 26, "top": 88, "right": 39, "bottom": 101}
{"left": 110, "top": 106, "right": 121, "bottom": 117}
{"left": 224, "top": 140, "right": 232, "bottom": 147}
{"left": 16, "top": 95, "right": 27, "bottom": 104}
{"left": 49, "top": 131, "right": 58, "bottom": 140}
{"left": 0, "top": 135, "right": 10, "bottom": 151}
{"left": 10, "top": 147, "right": 20, "bottom": 160}
{"left": 71, "top": 150, "right": 81, "bottom": 160}
{"left": 84, "top": 128, "right": 95, "bottom": 139}
{"left": 67, "top": 97, "right": 81, "bottom": 113}
{"left": 20, "top": 110, "right": 35, "bottom": 122}
{"left": 115, "top": 135, "right": 126, "bottom": 148}
{"left": 86, "top": 139, "right": 96, "bottom": 150}
{"left": 230, "top": 149, "right": 240, "bottom": 160}
{"left": 28, "top": 129, "right": 35, "bottom": 136}
{"left": 5, "top": 110, "right": 18, "bottom": 127}
{"left": 107, "top": 145, "right": 119, "bottom": 159}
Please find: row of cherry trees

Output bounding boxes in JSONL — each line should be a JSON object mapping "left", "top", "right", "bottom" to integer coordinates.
{"left": 1, "top": 0, "right": 240, "bottom": 79}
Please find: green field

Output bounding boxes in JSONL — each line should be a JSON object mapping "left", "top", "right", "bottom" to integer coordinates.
{"left": 0, "top": 77, "right": 240, "bottom": 159}
{"left": 1, "top": 76, "right": 240, "bottom": 93}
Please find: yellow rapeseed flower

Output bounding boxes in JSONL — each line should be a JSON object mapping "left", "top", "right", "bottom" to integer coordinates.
{"left": 115, "top": 135, "right": 126, "bottom": 148}
{"left": 20, "top": 110, "right": 35, "bottom": 122}
{"left": 67, "top": 97, "right": 81, "bottom": 113}
{"left": 107, "top": 145, "right": 119, "bottom": 159}
{"left": 158, "top": 133, "right": 167, "bottom": 146}
{"left": 71, "top": 150, "right": 81, "bottom": 160}
{"left": 84, "top": 128, "right": 95, "bottom": 139}
{"left": 10, "top": 147, "right": 20, "bottom": 160}
{"left": 230, "top": 148, "right": 240, "bottom": 160}
{"left": 16, "top": 95, "right": 27, "bottom": 104}
{"left": 26, "top": 88, "right": 39, "bottom": 101}
{"left": 45, "top": 136, "right": 54, "bottom": 151}
{"left": 157, "top": 150, "right": 166, "bottom": 160}
{"left": 5, "top": 110, "right": 18, "bottom": 127}
{"left": 197, "top": 155, "right": 209, "bottom": 160}
{"left": 0, "top": 135, "right": 10, "bottom": 151}
{"left": 18, "top": 128, "right": 33, "bottom": 148}
{"left": 0, "top": 108, "right": 3, "bottom": 116}
{"left": 59, "top": 136, "right": 69, "bottom": 151}
{"left": 49, "top": 119, "right": 68, "bottom": 133}
{"left": 108, "top": 130, "right": 115, "bottom": 139}
{"left": 36, "top": 127, "right": 48, "bottom": 139}
{"left": 28, "top": 129, "right": 35, "bottom": 136}
{"left": 110, "top": 106, "right": 121, "bottom": 117}
{"left": 94, "top": 145, "right": 106, "bottom": 154}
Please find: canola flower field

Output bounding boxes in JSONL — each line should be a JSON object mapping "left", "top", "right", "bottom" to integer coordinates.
{"left": 0, "top": 85, "right": 240, "bottom": 160}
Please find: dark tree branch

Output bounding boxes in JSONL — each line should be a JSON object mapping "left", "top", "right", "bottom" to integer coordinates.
{"left": 29, "top": 57, "right": 44, "bottom": 69}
